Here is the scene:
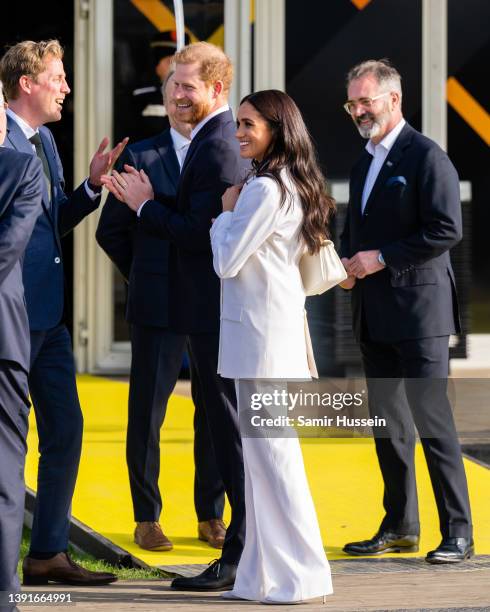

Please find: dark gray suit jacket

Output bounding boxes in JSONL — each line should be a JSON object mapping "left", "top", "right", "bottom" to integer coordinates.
{"left": 138, "top": 110, "right": 249, "bottom": 334}
{"left": 340, "top": 123, "right": 462, "bottom": 343}
{"left": 0, "top": 148, "right": 43, "bottom": 370}
{"left": 96, "top": 129, "right": 180, "bottom": 328}
{"left": 5, "top": 115, "right": 101, "bottom": 330}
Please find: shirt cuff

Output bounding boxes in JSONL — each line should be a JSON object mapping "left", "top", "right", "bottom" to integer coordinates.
{"left": 136, "top": 200, "right": 149, "bottom": 217}
{"left": 84, "top": 179, "right": 102, "bottom": 200}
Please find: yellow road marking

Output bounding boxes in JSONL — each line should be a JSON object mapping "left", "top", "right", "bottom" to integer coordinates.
{"left": 25, "top": 376, "right": 490, "bottom": 567}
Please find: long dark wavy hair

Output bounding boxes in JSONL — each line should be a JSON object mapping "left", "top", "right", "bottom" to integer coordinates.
{"left": 240, "top": 90, "right": 335, "bottom": 254}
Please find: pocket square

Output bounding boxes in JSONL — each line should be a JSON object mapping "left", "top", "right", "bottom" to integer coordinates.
{"left": 386, "top": 175, "right": 407, "bottom": 187}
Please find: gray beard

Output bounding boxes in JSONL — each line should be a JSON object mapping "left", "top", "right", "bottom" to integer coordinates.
{"left": 356, "top": 121, "right": 381, "bottom": 140}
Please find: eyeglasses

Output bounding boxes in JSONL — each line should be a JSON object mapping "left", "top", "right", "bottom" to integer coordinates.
{"left": 343, "top": 92, "right": 390, "bottom": 115}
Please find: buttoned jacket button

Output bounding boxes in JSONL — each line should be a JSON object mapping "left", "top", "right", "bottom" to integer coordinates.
{"left": 54, "top": 257, "right": 61, "bottom": 264}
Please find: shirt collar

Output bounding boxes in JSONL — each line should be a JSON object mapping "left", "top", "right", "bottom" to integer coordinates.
{"left": 7, "top": 108, "right": 38, "bottom": 140}
{"left": 170, "top": 127, "right": 191, "bottom": 151}
{"left": 365, "top": 118, "right": 406, "bottom": 156}
{"left": 191, "top": 104, "right": 230, "bottom": 140}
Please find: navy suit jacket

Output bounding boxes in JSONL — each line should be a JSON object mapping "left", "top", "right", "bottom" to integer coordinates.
{"left": 340, "top": 123, "right": 462, "bottom": 343}
{"left": 0, "top": 148, "right": 43, "bottom": 370}
{"left": 96, "top": 129, "right": 180, "bottom": 328}
{"left": 138, "top": 110, "right": 249, "bottom": 334}
{"left": 5, "top": 115, "right": 101, "bottom": 330}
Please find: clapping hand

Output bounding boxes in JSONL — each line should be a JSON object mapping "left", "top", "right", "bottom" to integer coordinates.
{"left": 89, "top": 136, "right": 129, "bottom": 186}
{"left": 222, "top": 184, "right": 243, "bottom": 212}
{"left": 101, "top": 164, "right": 155, "bottom": 211}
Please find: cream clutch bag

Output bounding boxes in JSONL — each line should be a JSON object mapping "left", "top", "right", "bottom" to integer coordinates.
{"left": 299, "top": 240, "right": 348, "bottom": 296}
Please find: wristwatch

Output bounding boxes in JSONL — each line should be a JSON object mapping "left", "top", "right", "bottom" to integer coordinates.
{"left": 377, "top": 251, "right": 386, "bottom": 266}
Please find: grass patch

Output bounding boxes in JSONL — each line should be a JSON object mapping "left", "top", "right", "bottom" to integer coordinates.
{"left": 18, "top": 527, "right": 167, "bottom": 580}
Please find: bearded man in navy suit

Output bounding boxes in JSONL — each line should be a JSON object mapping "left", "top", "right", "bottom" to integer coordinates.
{"left": 0, "top": 79, "right": 43, "bottom": 604}
{"left": 0, "top": 39, "right": 127, "bottom": 585}
{"left": 96, "top": 73, "right": 226, "bottom": 554}
{"left": 103, "top": 42, "right": 248, "bottom": 591}
{"left": 340, "top": 59, "right": 472, "bottom": 564}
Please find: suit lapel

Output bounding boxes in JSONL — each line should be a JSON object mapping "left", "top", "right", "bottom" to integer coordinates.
{"left": 6, "top": 115, "right": 33, "bottom": 155}
{"left": 6, "top": 116, "right": 54, "bottom": 222}
{"left": 363, "top": 123, "right": 414, "bottom": 216}
{"left": 351, "top": 151, "right": 372, "bottom": 218}
{"left": 154, "top": 131, "right": 180, "bottom": 190}
{"left": 181, "top": 109, "right": 234, "bottom": 177}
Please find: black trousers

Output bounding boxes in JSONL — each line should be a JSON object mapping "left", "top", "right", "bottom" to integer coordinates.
{"left": 0, "top": 360, "right": 30, "bottom": 598}
{"left": 28, "top": 325, "right": 83, "bottom": 554}
{"left": 360, "top": 331, "right": 472, "bottom": 539}
{"left": 127, "top": 325, "right": 225, "bottom": 523}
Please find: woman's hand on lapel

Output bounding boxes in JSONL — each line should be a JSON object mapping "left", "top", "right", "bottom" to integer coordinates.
{"left": 222, "top": 184, "right": 243, "bottom": 212}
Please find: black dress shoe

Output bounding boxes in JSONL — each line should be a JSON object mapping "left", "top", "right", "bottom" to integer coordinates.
{"left": 343, "top": 531, "right": 419, "bottom": 556}
{"left": 171, "top": 559, "right": 236, "bottom": 591}
{"left": 425, "top": 538, "right": 474, "bottom": 564}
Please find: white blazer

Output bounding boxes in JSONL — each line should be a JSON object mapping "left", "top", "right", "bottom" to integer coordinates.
{"left": 210, "top": 172, "right": 314, "bottom": 380}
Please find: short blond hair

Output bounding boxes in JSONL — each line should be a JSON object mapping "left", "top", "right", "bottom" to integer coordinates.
{"left": 0, "top": 39, "right": 64, "bottom": 101}
{"left": 173, "top": 42, "right": 233, "bottom": 93}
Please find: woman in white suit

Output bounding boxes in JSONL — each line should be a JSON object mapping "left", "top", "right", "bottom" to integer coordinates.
{"left": 210, "top": 90, "right": 335, "bottom": 604}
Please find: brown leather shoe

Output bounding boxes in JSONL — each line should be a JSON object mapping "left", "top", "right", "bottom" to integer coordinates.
{"left": 134, "top": 521, "right": 173, "bottom": 551}
{"left": 198, "top": 519, "right": 226, "bottom": 549}
{"left": 22, "top": 552, "right": 117, "bottom": 586}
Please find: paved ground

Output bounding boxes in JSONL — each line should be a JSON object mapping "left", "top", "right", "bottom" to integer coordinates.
{"left": 18, "top": 557, "right": 490, "bottom": 611}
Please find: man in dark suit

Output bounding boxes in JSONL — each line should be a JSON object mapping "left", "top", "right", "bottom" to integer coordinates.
{"left": 0, "top": 80, "right": 43, "bottom": 605}
{"left": 96, "top": 74, "right": 226, "bottom": 553}
{"left": 340, "top": 59, "right": 473, "bottom": 563}
{"left": 0, "top": 39, "right": 126, "bottom": 585}
{"left": 102, "top": 42, "right": 247, "bottom": 590}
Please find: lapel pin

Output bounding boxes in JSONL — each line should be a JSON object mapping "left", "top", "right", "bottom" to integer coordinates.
{"left": 386, "top": 161, "right": 393, "bottom": 167}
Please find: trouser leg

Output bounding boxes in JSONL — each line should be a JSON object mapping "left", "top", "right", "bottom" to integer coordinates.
{"left": 400, "top": 336, "right": 472, "bottom": 539}
{"left": 127, "top": 325, "right": 185, "bottom": 521}
{"left": 187, "top": 334, "right": 244, "bottom": 565}
{"left": 28, "top": 326, "right": 83, "bottom": 553}
{"left": 361, "top": 338, "right": 420, "bottom": 534}
{"left": 190, "top": 349, "right": 225, "bottom": 522}
{"left": 0, "top": 361, "right": 29, "bottom": 602}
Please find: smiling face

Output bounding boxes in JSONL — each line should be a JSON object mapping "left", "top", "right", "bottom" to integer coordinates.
{"left": 236, "top": 101, "right": 273, "bottom": 162}
{"left": 347, "top": 73, "right": 400, "bottom": 144}
{"left": 164, "top": 74, "right": 192, "bottom": 138}
{"left": 24, "top": 55, "right": 70, "bottom": 126}
{"left": 171, "top": 61, "right": 221, "bottom": 127}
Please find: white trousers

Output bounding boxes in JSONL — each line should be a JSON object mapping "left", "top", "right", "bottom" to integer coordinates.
{"left": 224, "top": 379, "right": 333, "bottom": 604}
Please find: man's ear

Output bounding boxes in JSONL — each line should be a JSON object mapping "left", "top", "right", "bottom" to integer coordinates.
{"left": 18, "top": 75, "right": 33, "bottom": 95}
{"left": 391, "top": 91, "right": 400, "bottom": 110}
{"left": 213, "top": 80, "right": 224, "bottom": 98}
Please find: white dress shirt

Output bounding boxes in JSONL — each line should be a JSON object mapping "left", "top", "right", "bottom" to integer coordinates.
{"left": 361, "top": 118, "right": 406, "bottom": 212}
{"left": 190, "top": 104, "right": 230, "bottom": 140}
{"left": 7, "top": 108, "right": 100, "bottom": 200}
{"left": 136, "top": 127, "right": 191, "bottom": 217}
{"left": 170, "top": 127, "right": 191, "bottom": 170}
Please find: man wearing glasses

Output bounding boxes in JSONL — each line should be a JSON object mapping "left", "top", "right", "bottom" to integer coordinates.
{"left": 339, "top": 59, "right": 473, "bottom": 564}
